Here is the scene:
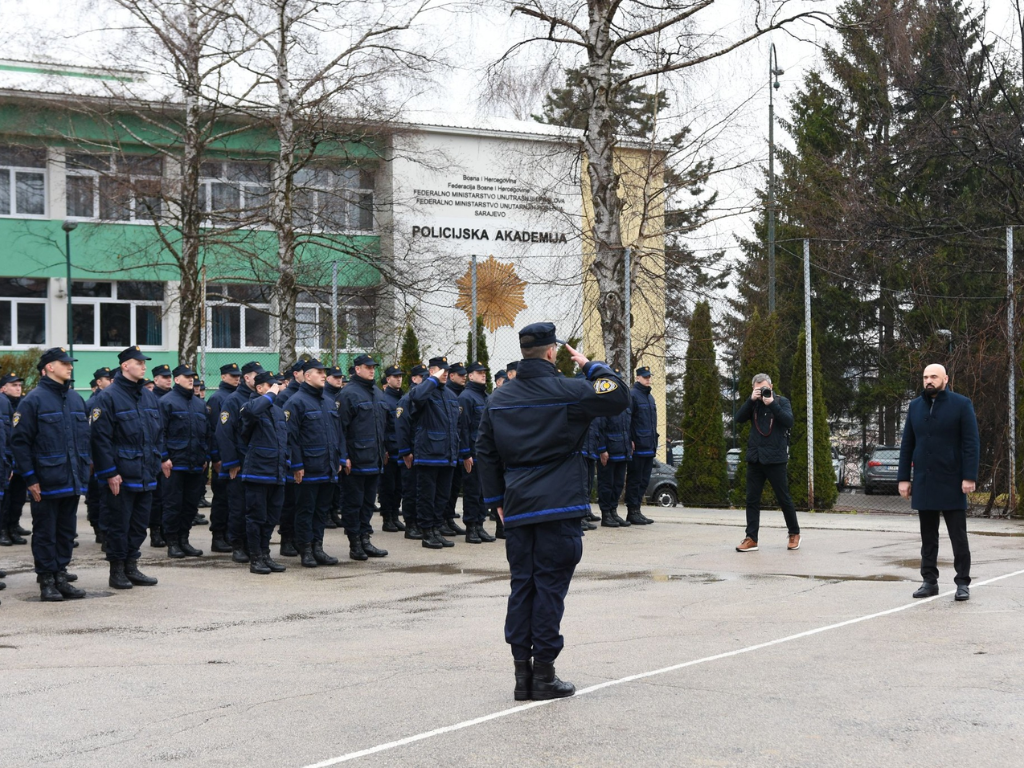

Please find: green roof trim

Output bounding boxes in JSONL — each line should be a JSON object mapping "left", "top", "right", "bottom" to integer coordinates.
{"left": 0, "top": 62, "right": 137, "bottom": 83}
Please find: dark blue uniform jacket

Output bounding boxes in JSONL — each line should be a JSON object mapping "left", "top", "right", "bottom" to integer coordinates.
{"left": 629, "top": 382, "right": 659, "bottom": 457}
{"left": 476, "top": 358, "right": 629, "bottom": 529}
{"left": 407, "top": 376, "right": 462, "bottom": 467}
{"left": 274, "top": 378, "right": 301, "bottom": 408}
{"left": 597, "top": 406, "right": 633, "bottom": 462}
{"left": 239, "top": 392, "right": 289, "bottom": 484}
{"left": 897, "top": 389, "right": 980, "bottom": 511}
{"left": 338, "top": 375, "right": 387, "bottom": 474}
{"left": 216, "top": 381, "right": 256, "bottom": 476}
{"left": 91, "top": 371, "right": 165, "bottom": 491}
{"left": 12, "top": 377, "right": 90, "bottom": 498}
{"left": 205, "top": 381, "right": 236, "bottom": 462}
{"left": 382, "top": 385, "right": 402, "bottom": 455}
{"left": 283, "top": 383, "right": 341, "bottom": 483}
{"left": 160, "top": 383, "right": 209, "bottom": 473}
{"left": 458, "top": 381, "right": 487, "bottom": 460}
{"left": 395, "top": 390, "right": 414, "bottom": 458}
{"left": 0, "top": 394, "right": 11, "bottom": 484}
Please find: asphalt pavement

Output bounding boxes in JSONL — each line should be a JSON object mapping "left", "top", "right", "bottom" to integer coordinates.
{"left": 1, "top": 502, "right": 1022, "bottom": 768}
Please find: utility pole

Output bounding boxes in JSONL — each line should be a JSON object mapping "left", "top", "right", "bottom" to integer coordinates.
{"left": 768, "top": 44, "right": 784, "bottom": 314}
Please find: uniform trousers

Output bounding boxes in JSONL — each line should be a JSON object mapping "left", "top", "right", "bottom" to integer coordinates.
{"left": 226, "top": 476, "right": 247, "bottom": 546}
{"left": 2, "top": 472, "right": 27, "bottom": 531}
{"left": 209, "top": 473, "right": 229, "bottom": 535}
{"left": 278, "top": 482, "right": 296, "bottom": 539}
{"left": 101, "top": 486, "right": 152, "bottom": 562}
{"left": 584, "top": 458, "right": 596, "bottom": 499}
{"left": 85, "top": 473, "right": 102, "bottom": 532}
{"left": 150, "top": 474, "right": 165, "bottom": 531}
{"left": 597, "top": 461, "right": 628, "bottom": 514}
{"left": 245, "top": 482, "right": 284, "bottom": 555}
{"left": 461, "top": 464, "right": 486, "bottom": 524}
{"left": 378, "top": 460, "right": 402, "bottom": 518}
{"left": 162, "top": 471, "right": 206, "bottom": 541}
{"left": 295, "top": 482, "right": 333, "bottom": 546}
{"left": 744, "top": 460, "right": 800, "bottom": 541}
{"left": 342, "top": 473, "right": 379, "bottom": 537}
{"left": 624, "top": 455, "right": 654, "bottom": 509}
{"left": 416, "top": 465, "right": 454, "bottom": 531}
{"left": 30, "top": 495, "right": 78, "bottom": 575}
{"left": 401, "top": 463, "right": 418, "bottom": 528}
{"left": 919, "top": 509, "right": 971, "bottom": 586}
{"left": 444, "top": 464, "right": 463, "bottom": 520}
{"left": 504, "top": 518, "right": 583, "bottom": 663}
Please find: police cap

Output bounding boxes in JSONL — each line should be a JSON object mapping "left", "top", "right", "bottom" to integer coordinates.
{"left": 448, "top": 361, "right": 466, "bottom": 375}
{"left": 151, "top": 364, "right": 172, "bottom": 378}
{"left": 241, "top": 361, "right": 265, "bottom": 375}
{"left": 93, "top": 367, "right": 113, "bottom": 380}
{"left": 353, "top": 354, "right": 378, "bottom": 368}
{"left": 325, "top": 366, "right": 343, "bottom": 378}
{"left": 467, "top": 361, "right": 488, "bottom": 373}
{"left": 410, "top": 364, "right": 428, "bottom": 377}
{"left": 384, "top": 365, "right": 404, "bottom": 377}
{"left": 289, "top": 359, "right": 306, "bottom": 374}
{"left": 37, "top": 347, "right": 77, "bottom": 371}
{"left": 506, "top": 361, "right": 518, "bottom": 372}
{"left": 494, "top": 369, "right": 507, "bottom": 381}
{"left": 636, "top": 366, "right": 653, "bottom": 378}
{"left": 220, "top": 362, "right": 240, "bottom": 375}
{"left": 173, "top": 364, "right": 198, "bottom": 377}
{"left": 254, "top": 371, "right": 276, "bottom": 386}
{"left": 428, "top": 356, "right": 450, "bottom": 371}
{"left": 302, "top": 358, "right": 326, "bottom": 372}
{"left": 518, "top": 322, "right": 564, "bottom": 348}
{"left": 118, "top": 346, "right": 151, "bottom": 364}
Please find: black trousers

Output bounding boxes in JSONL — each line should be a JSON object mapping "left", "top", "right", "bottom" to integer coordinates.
{"left": 416, "top": 465, "right": 454, "bottom": 530}
{"left": 209, "top": 473, "right": 230, "bottom": 535}
{"left": 342, "top": 473, "right": 379, "bottom": 537}
{"left": 744, "top": 460, "right": 799, "bottom": 540}
{"left": 295, "top": 482, "right": 333, "bottom": 546}
{"left": 445, "top": 462, "right": 463, "bottom": 520}
{"left": 226, "top": 477, "right": 247, "bottom": 546}
{"left": 919, "top": 509, "right": 971, "bottom": 586}
{"left": 401, "top": 463, "right": 418, "bottom": 528}
{"left": 150, "top": 474, "right": 164, "bottom": 530}
{"left": 505, "top": 518, "right": 583, "bottom": 663}
{"left": 462, "top": 463, "right": 486, "bottom": 524}
{"left": 30, "top": 495, "right": 78, "bottom": 575}
{"left": 2, "top": 472, "right": 27, "bottom": 530}
{"left": 245, "top": 482, "right": 284, "bottom": 555}
{"left": 162, "top": 471, "right": 206, "bottom": 540}
{"left": 86, "top": 473, "right": 102, "bottom": 531}
{"left": 597, "top": 461, "right": 627, "bottom": 514}
{"left": 624, "top": 455, "right": 654, "bottom": 509}
{"left": 278, "top": 482, "right": 297, "bottom": 538}
{"left": 101, "top": 487, "right": 152, "bottom": 562}
{"left": 378, "top": 460, "right": 402, "bottom": 518}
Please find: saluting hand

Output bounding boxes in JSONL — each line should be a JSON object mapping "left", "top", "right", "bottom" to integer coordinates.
{"left": 564, "top": 342, "right": 588, "bottom": 368}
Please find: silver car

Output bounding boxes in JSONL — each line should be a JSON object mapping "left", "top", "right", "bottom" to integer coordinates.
{"left": 862, "top": 445, "right": 902, "bottom": 495}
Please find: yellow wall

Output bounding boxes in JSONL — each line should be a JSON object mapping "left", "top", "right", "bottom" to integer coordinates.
{"left": 581, "top": 146, "right": 667, "bottom": 460}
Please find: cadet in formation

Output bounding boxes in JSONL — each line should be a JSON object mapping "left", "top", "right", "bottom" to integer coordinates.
{"left": 206, "top": 362, "right": 240, "bottom": 553}
{"left": 458, "top": 361, "right": 495, "bottom": 543}
{"left": 378, "top": 365, "right": 405, "bottom": 533}
{"left": 0, "top": 372, "right": 28, "bottom": 547}
{"left": 623, "top": 366, "right": 657, "bottom": 526}
{"left": 396, "top": 364, "right": 427, "bottom": 539}
{"left": 216, "top": 361, "right": 263, "bottom": 562}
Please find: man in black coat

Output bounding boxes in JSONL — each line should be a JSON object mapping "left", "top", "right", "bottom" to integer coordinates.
{"left": 898, "top": 364, "right": 980, "bottom": 601}
{"left": 734, "top": 373, "right": 800, "bottom": 552}
{"left": 206, "top": 362, "right": 239, "bottom": 553}
{"left": 379, "top": 365, "right": 405, "bottom": 533}
{"left": 0, "top": 373, "right": 27, "bottom": 546}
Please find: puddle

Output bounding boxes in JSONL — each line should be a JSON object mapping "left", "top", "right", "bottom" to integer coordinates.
{"left": 767, "top": 573, "right": 909, "bottom": 583}
{"left": 387, "top": 564, "right": 507, "bottom": 582}
{"left": 21, "top": 591, "right": 115, "bottom": 602}
{"left": 888, "top": 558, "right": 952, "bottom": 569}
{"left": 972, "top": 531, "right": 1024, "bottom": 538}
{"left": 590, "top": 571, "right": 726, "bottom": 584}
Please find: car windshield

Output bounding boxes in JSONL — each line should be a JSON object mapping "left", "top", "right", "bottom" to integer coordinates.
{"left": 872, "top": 449, "right": 900, "bottom": 461}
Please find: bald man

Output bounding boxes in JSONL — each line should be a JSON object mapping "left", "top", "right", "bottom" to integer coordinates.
{"left": 897, "top": 364, "right": 979, "bottom": 602}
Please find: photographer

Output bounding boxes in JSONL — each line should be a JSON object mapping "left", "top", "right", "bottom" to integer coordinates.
{"left": 734, "top": 373, "right": 801, "bottom": 552}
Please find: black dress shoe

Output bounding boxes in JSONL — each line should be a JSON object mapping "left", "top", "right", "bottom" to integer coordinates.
{"left": 912, "top": 581, "right": 939, "bottom": 598}
{"left": 108, "top": 561, "right": 133, "bottom": 590}
{"left": 404, "top": 525, "right": 423, "bottom": 540}
{"left": 531, "top": 661, "right": 575, "bottom": 700}
{"left": 54, "top": 572, "right": 85, "bottom": 599}
{"left": 211, "top": 533, "right": 233, "bottom": 553}
{"left": 39, "top": 573, "right": 64, "bottom": 602}
{"left": 179, "top": 536, "right": 203, "bottom": 557}
{"left": 125, "top": 559, "right": 158, "bottom": 586}
{"left": 955, "top": 585, "right": 970, "bottom": 601}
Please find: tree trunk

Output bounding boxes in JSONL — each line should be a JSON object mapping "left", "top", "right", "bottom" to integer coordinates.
{"left": 273, "top": 6, "right": 298, "bottom": 370}
{"left": 177, "top": 1, "right": 203, "bottom": 370}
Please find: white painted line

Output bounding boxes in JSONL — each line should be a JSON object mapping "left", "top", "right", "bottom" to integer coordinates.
{"left": 300, "top": 567, "right": 1024, "bottom": 768}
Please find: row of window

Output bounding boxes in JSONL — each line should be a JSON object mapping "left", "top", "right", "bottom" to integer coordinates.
{"left": 0, "top": 148, "right": 375, "bottom": 231}
{"left": 0, "top": 278, "right": 374, "bottom": 351}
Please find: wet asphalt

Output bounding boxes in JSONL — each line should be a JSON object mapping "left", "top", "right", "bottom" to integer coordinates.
{"left": 1, "top": 503, "right": 1022, "bottom": 768}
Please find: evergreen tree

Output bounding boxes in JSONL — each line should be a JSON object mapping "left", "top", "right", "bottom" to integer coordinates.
{"left": 676, "top": 302, "right": 729, "bottom": 505}
{"left": 554, "top": 336, "right": 582, "bottom": 377}
{"left": 465, "top": 317, "right": 492, "bottom": 391}
{"left": 788, "top": 326, "right": 838, "bottom": 510}
{"left": 730, "top": 309, "right": 782, "bottom": 507}
{"left": 399, "top": 325, "right": 421, "bottom": 381}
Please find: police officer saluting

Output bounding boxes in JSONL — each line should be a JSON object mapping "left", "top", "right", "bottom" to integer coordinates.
{"left": 11, "top": 348, "right": 90, "bottom": 601}
{"left": 206, "top": 363, "right": 239, "bottom": 553}
{"left": 90, "top": 346, "right": 169, "bottom": 590}
{"left": 239, "top": 371, "right": 289, "bottom": 575}
{"left": 336, "top": 354, "right": 388, "bottom": 560}
{"left": 476, "top": 323, "right": 629, "bottom": 700}
{"left": 159, "top": 364, "right": 209, "bottom": 559}
{"left": 458, "top": 361, "right": 495, "bottom": 543}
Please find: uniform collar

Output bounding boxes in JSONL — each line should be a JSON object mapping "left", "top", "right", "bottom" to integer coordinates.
{"left": 300, "top": 381, "right": 324, "bottom": 397}
{"left": 633, "top": 381, "right": 652, "bottom": 395}
{"left": 351, "top": 374, "right": 375, "bottom": 390}
{"left": 516, "top": 358, "right": 558, "bottom": 378}
{"left": 172, "top": 383, "right": 194, "bottom": 398}
{"left": 467, "top": 380, "right": 487, "bottom": 394}
{"left": 324, "top": 382, "right": 341, "bottom": 397}
{"left": 114, "top": 370, "right": 144, "bottom": 395}
{"left": 38, "top": 375, "right": 70, "bottom": 394}
{"left": 219, "top": 381, "right": 237, "bottom": 392}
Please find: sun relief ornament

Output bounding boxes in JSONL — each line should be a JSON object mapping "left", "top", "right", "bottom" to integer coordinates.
{"left": 456, "top": 255, "right": 527, "bottom": 333}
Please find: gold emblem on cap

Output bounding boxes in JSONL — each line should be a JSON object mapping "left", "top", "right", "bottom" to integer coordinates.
{"left": 60, "top": 347, "right": 65, "bottom": 352}
{"left": 135, "top": 345, "right": 140, "bottom": 350}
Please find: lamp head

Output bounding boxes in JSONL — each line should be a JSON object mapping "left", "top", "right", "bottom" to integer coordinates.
{"left": 62, "top": 220, "right": 78, "bottom": 233}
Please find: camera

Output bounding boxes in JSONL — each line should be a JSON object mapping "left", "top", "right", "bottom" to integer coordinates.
{"left": 760, "top": 387, "right": 773, "bottom": 399}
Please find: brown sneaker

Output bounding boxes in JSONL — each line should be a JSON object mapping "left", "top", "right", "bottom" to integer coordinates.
{"left": 787, "top": 534, "right": 801, "bottom": 550}
{"left": 735, "top": 537, "right": 758, "bottom": 552}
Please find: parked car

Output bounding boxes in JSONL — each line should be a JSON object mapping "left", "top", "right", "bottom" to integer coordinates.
{"left": 861, "top": 445, "right": 902, "bottom": 494}
{"left": 726, "top": 448, "right": 741, "bottom": 482}
{"left": 832, "top": 447, "right": 846, "bottom": 490}
{"left": 665, "top": 442, "right": 684, "bottom": 466}
{"left": 645, "top": 458, "right": 677, "bottom": 507}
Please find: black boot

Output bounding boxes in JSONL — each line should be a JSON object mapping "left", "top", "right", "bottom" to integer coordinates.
{"left": 438, "top": 520, "right": 457, "bottom": 536}
{"left": 231, "top": 541, "right": 249, "bottom": 564}
{"left": 298, "top": 543, "right": 318, "bottom": 568}
{"left": 193, "top": 513, "right": 208, "bottom": 525}
{"left": 108, "top": 560, "right": 133, "bottom": 590}
{"left": 495, "top": 517, "right": 506, "bottom": 539}
{"left": 601, "top": 510, "right": 619, "bottom": 527}
{"left": 531, "top": 661, "right": 575, "bottom": 700}
{"left": 361, "top": 534, "right": 388, "bottom": 558}
{"left": 382, "top": 514, "right": 399, "bottom": 533}
{"left": 392, "top": 515, "right": 406, "bottom": 531}
{"left": 404, "top": 524, "right": 423, "bottom": 540}
{"left": 12, "top": 523, "right": 30, "bottom": 536}
{"left": 420, "top": 528, "right": 443, "bottom": 550}
{"left": 150, "top": 527, "right": 166, "bottom": 548}
{"left": 210, "top": 532, "right": 233, "bottom": 553}
{"left": 586, "top": 511, "right": 601, "bottom": 522}
{"left": 638, "top": 510, "right": 655, "bottom": 524}
{"left": 581, "top": 519, "right": 597, "bottom": 531}
{"left": 611, "top": 509, "right": 631, "bottom": 527}
{"left": 262, "top": 550, "right": 286, "bottom": 572}
{"left": 279, "top": 537, "right": 298, "bottom": 557}
{"left": 331, "top": 509, "right": 344, "bottom": 528}
{"left": 198, "top": 495, "right": 211, "bottom": 508}
{"left": 324, "top": 511, "right": 338, "bottom": 529}
{"left": 249, "top": 553, "right": 271, "bottom": 574}
{"left": 466, "top": 523, "right": 482, "bottom": 544}
{"left": 446, "top": 518, "right": 466, "bottom": 535}
{"left": 625, "top": 508, "right": 648, "bottom": 526}
{"left": 39, "top": 573, "right": 64, "bottom": 602}
{"left": 167, "top": 539, "right": 186, "bottom": 559}
{"left": 61, "top": 570, "right": 78, "bottom": 582}
{"left": 312, "top": 539, "right": 339, "bottom": 565}
{"left": 348, "top": 535, "right": 369, "bottom": 561}
{"left": 514, "top": 659, "right": 533, "bottom": 701}
{"left": 0, "top": 528, "right": 14, "bottom": 546}
{"left": 53, "top": 571, "right": 85, "bottom": 599}
{"left": 8, "top": 528, "right": 27, "bottom": 545}
{"left": 477, "top": 522, "right": 496, "bottom": 542}
{"left": 124, "top": 559, "right": 158, "bottom": 586}
{"left": 179, "top": 535, "right": 203, "bottom": 557}
{"left": 434, "top": 528, "right": 455, "bottom": 548}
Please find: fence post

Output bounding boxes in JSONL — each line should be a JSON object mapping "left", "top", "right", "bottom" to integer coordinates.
{"left": 331, "top": 261, "right": 338, "bottom": 365}
{"left": 624, "top": 247, "right": 632, "bottom": 369}
{"left": 804, "top": 239, "right": 814, "bottom": 508}
{"left": 471, "top": 254, "right": 478, "bottom": 360}
{"left": 1008, "top": 227, "right": 1016, "bottom": 515}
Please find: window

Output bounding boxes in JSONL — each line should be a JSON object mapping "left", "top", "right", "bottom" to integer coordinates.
{"left": 0, "top": 147, "right": 47, "bottom": 217}
{"left": 66, "top": 153, "right": 163, "bottom": 222}
{"left": 70, "top": 281, "right": 164, "bottom": 347}
{"left": 199, "top": 160, "right": 272, "bottom": 224}
{"left": 0, "top": 277, "right": 48, "bottom": 347}
{"left": 205, "top": 284, "right": 273, "bottom": 350}
{"left": 293, "top": 166, "right": 374, "bottom": 232}
{"left": 296, "top": 290, "right": 375, "bottom": 352}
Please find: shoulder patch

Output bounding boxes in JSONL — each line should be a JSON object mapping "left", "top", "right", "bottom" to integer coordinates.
{"left": 396, "top": 406, "right": 403, "bottom": 419}
{"left": 284, "top": 410, "right": 290, "bottom": 422}
{"left": 594, "top": 379, "right": 618, "bottom": 394}
{"left": 12, "top": 412, "right": 20, "bottom": 427}
{"left": 90, "top": 408, "right": 102, "bottom": 424}
{"left": 220, "top": 411, "right": 230, "bottom": 424}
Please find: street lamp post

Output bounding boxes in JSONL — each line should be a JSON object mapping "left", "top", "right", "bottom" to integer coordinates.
{"left": 768, "top": 44, "right": 784, "bottom": 315}
{"left": 62, "top": 221, "right": 77, "bottom": 360}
